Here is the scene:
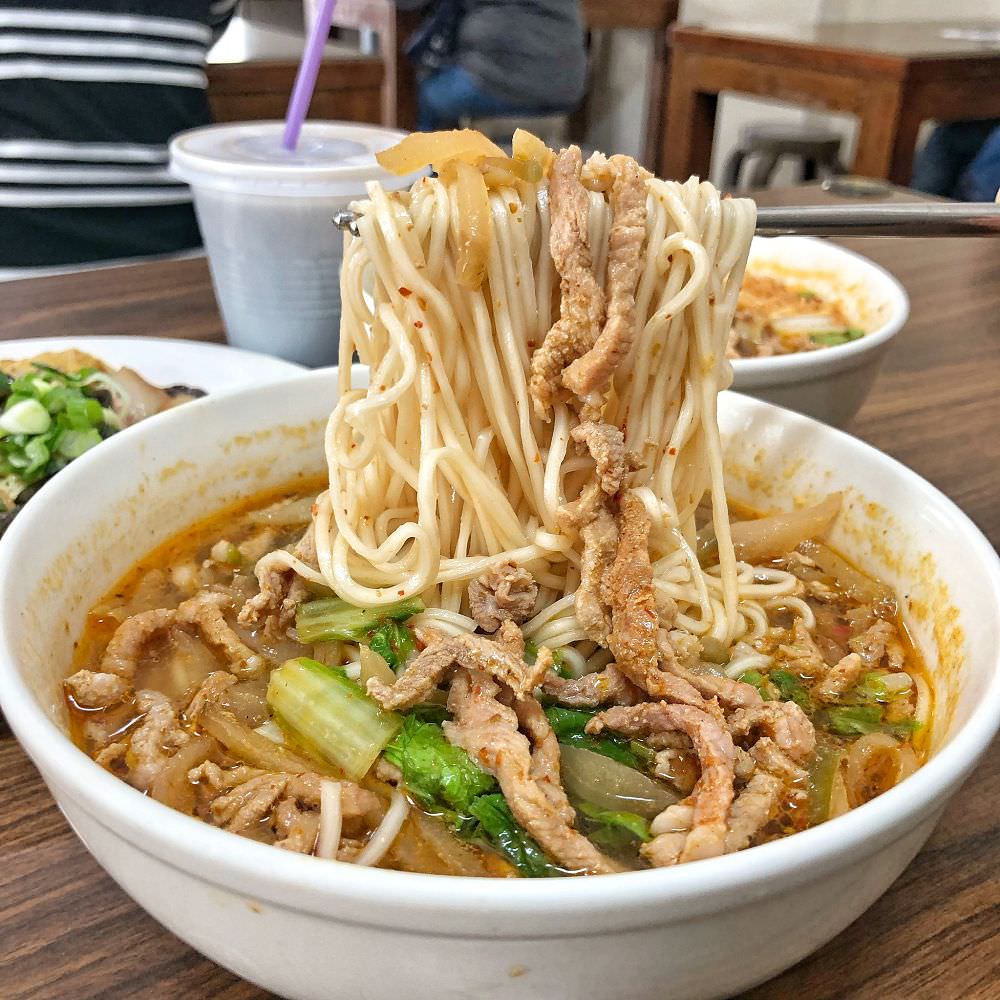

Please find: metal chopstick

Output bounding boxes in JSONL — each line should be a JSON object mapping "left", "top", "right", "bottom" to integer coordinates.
{"left": 334, "top": 202, "right": 1000, "bottom": 240}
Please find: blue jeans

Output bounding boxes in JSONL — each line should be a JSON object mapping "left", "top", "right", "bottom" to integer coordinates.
{"left": 911, "top": 119, "right": 1000, "bottom": 202}
{"left": 417, "top": 65, "right": 535, "bottom": 131}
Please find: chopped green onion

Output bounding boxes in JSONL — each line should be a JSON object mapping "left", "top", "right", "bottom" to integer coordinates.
{"left": 57, "top": 428, "right": 103, "bottom": 459}
{"left": 770, "top": 669, "right": 814, "bottom": 713}
{"left": 266, "top": 657, "right": 402, "bottom": 780}
{"left": 810, "top": 328, "right": 865, "bottom": 347}
{"left": 295, "top": 595, "right": 424, "bottom": 644}
{"left": 738, "top": 670, "right": 774, "bottom": 701}
{"left": 0, "top": 399, "right": 51, "bottom": 435}
{"left": 807, "top": 746, "right": 843, "bottom": 824}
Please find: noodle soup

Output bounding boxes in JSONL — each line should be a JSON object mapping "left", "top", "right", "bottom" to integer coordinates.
{"left": 65, "top": 482, "right": 930, "bottom": 876}
{"left": 62, "top": 130, "right": 931, "bottom": 877}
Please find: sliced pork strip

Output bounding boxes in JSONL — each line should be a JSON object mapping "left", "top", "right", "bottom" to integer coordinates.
{"left": 608, "top": 492, "right": 694, "bottom": 701}
{"left": 184, "top": 670, "right": 237, "bottom": 722}
{"left": 728, "top": 701, "right": 816, "bottom": 762}
{"left": 468, "top": 562, "right": 538, "bottom": 632}
{"left": 210, "top": 772, "right": 289, "bottom": 833}
{"left": 657, "top": 633, "right": 764, "bottom": 711}
{"left": 367, "top": 632, "right": 550, "bottom": 711}
{"left": 812, "top": 652, "right": 865, "bottom": 703}
{"left": 513, "top": 695, "right": 575, "bottom": 823}
{"left": 542, "top": 664, "right": 644, "bottom": 708}
{"left": 127, "top": 690, "right": 191, "bottom": 792}
{"left": 559, "top": 482, "right": 618, "bottom": 644}
{"left": 849, "top": 618, "right": 897, "bottom": 668}
{"left": 529, "top": 146, "right": 606, "bottom": 418}
{"left": 750, "top": 737, "right": 808, "bottom": 785}
{"left": 64, "top": 606, "right": 177, "bottom": 709}
{"left": 571, "top": 421, "right": 628, "bottom": 496}
{"left": 778, "top": 619, "right": 828, "bottom": 679}
{"left": 445, "top": 668, "right": 617, "bottom": 874}
{"left": 177, "top": 592, "right": 263, "bottom": 678}
{"left": 562, "top": 155, "right": 648, "bottom": 415}
{"left": 274, "top": 798, "right": 320, "bottom": 854}
{"left": 589, "top": 701, "right": 736, "bottom": 864}
{"left": 238, "top": 522, "right": 317, "bottom": 631}
{"left": 64, "top": 670, "right": 132, "bottom": 709}
{"left": 724, "top": 771, "right": 784, "bottom": 853}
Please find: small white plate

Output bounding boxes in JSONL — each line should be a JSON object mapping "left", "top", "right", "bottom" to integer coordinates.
{"left": 0, "top": 335, "right": 304, "bottom": 391}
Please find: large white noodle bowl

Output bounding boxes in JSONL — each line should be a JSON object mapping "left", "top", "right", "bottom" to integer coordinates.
{"left": 0, "top": 368, "right": 997, "bottom": 1000}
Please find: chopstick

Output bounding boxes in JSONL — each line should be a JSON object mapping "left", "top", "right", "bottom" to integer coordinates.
{"left": 334, "top": 202, "right": 1000, "bottom": 239}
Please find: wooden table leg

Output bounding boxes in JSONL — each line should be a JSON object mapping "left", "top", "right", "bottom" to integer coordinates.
{"left": 643, "top": 27, "right": 671, "bottom": 172}
{"left": 887, "top": 86, "right": 929, "bottom": 187}
{"left": 660, "top": 64, "right": 718, "bottom": 181}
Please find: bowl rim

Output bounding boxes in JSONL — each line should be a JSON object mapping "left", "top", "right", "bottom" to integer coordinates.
{"left": 730, "top": 236, "right": 910, "bottom": 380}
{"left": 0, "top": 368, "right": 997, "bottom": 925}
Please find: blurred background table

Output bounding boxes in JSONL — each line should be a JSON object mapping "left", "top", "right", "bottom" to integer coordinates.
{"left": 0, "top": 182, "right": 997, "bottom": 998}
{"left": 664, "top": 20, "right": 1000, "bottom": 183}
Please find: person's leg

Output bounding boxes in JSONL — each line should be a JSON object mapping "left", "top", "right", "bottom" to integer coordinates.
{"left": 957, "top": 123, "right": 1000, "bottom": 202}
{"left": 911, "top": 120, "right": 1000, "bottom": 198}
{"left": 418, "top": 64, "right": 534, "bottom": 130}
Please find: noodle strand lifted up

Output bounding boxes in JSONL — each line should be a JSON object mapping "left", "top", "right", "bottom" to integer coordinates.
{"left": 307, "top": 138, "right": 793, "bottom": 665}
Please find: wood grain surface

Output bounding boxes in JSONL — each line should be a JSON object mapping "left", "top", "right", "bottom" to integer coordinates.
{"left": 0, "top": 185, "right": 997, "bottom": 999}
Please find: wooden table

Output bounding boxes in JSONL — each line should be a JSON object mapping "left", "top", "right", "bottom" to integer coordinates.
{"left": 329, "top": 0, "right": 678, "bottom": 168}
{"left": 1, "top": 185, "right": 998, "bottom": 998}
{"left": 663, "top": 20, "right": 1000, "bottom": 185}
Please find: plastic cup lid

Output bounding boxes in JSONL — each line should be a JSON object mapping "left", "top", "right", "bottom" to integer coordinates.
{"left": 169, "top": 120, "right": 421, "bottom": 197}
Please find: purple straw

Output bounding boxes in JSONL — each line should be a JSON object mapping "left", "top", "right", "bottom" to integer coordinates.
{"left": 282, "top": 0, "right": 338, "bottom": 151}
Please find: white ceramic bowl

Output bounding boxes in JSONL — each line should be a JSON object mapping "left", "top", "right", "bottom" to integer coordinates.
{"left": 730, "top": 236, "right": 910, "bottom": 428}
{"left": 1, "top": 369, "right": 997, "bottom": 1000}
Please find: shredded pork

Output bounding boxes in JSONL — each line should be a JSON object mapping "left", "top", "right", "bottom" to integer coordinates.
{"left": 468, "top": 562, "right": 538, "bottom": 633}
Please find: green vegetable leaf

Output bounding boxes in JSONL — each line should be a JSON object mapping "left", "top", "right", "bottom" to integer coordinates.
{"left": 383, "top": 717, "right": 496, "bottom": 814}
{"left": 295, "top": 595, "right": 424, "bottom": 644}
{"left": 823, "top": 704, "right": 883, "bottom": 736}
{"left": 367, "top": 619, "right": 416, "bottom": 670}
{"left": 544, "top": 706, "right": 657, "bottom": 772}
{"left": 798, "top": 289, "right": 818, "bottom": 301}
{"left": 467, "top": 793, "right": 563, "bottom": 878}
{"left": 809, "top": 328, "right": 865, "bottom": 347}
{"left": 770, "top": 669, "right": 814, "bottom": 713}
{"left": 574, "top": 800, "right": 651, "bottom": 849}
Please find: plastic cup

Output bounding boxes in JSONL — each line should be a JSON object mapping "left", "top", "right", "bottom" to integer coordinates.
{"left": 170, "top": 121, "right": 418, "bottom": 366}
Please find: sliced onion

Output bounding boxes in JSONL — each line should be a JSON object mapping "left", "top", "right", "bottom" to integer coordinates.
{"left": 316, "top": 780, "right": 343, "bottom": 860}
{"left": 730, "top": 493, "right": 842, "bottom": 563}
{"left": 800, "top": 539, "right": 893, "bottom": 605}
{"left": 559, "top": 745, "right": 678, "bottom": 819}
{"left": 149, "top": 736, "right": 215, "bottom": 814}
{"left": 247, "top": 496, "right": 315, "bottom": 527}
{"left": 200, "top": 704, "right": 333, "bottom": 776}
{"left": 845, "top": 732, "right": 899, "bottom": 808}
{"left": 411, "top": 809, "right": 492, "bottom": 876}
{"left": 354, "top": 789, "right": 409, "bottom": 866}
{"left": 360, "top": 645, "right": 395, "bottom": 688}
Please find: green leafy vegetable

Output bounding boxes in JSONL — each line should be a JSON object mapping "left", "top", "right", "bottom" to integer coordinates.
{"left": 295, "top": 595, "right": 424, "bottom": 644}
{"left": 383, "top": 716, "right": 496, "bottom": 814}
{"left": 525, "top": 640, "right": 572, "bottom": 679}
{"left": 467, "top": 793, "right": 563, "bottom": 878}
{"left": 856, "top": 670, "right": 912, "bottom": 704}
{"left": 544, "top": 706, "right": 656, "bottom": 771}
{"left": 807, "top": 746, "right": 843, "bottom": 824}
{"left": 798, "top": 289, "right": 818, "bottom": 301}
{"left": 770, "top": 669, "right": 814, "bottom": 713}
{"left": 266, "top": 657, "right": 402, "bottom": 780}
{"left": 574, "top": 800, "right": 651, "bottom": 849}
{"left": 367, "top": 619, "right": 417, "bottom": 670}
{"left": 384, "top": 716, "right": 563, "bottom": 877}
{"left": 809, "top": 328, "right": 865, "bottom": 347}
